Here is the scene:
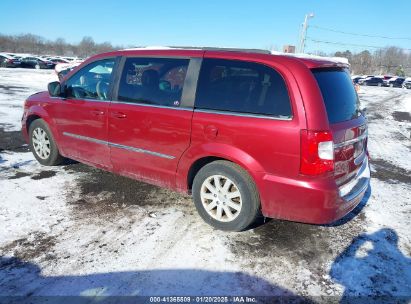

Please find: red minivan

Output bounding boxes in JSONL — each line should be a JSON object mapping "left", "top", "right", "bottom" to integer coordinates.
{"left": 22, "top": 47, "right": 370, "bottom": 231}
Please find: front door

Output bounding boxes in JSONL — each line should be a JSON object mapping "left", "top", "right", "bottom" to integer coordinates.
{"left": 49, "top": 58, "right": 117, "bottom": 169}
{"left": 108, "top": 56, "right": 199, "bottom": 187}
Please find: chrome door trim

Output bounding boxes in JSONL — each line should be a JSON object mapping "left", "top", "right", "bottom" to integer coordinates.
{"left": 50, "top": 96, "right": 110, "bottom": 103}
{"left": 62, "top": 132, "right": 175, "bottom": 160}
{"left": 109, "top": 142, "right": 175, "bottom": 159}
{"left": 194, "top": 109, "right": 292, "bottom": 121}
{"left": 110, "top": 100, "right": 193, "bottom": 111}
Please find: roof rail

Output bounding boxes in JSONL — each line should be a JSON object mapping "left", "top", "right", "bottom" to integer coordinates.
{"left": 123, "top": 46, "right": 271, "bottom": 55}
{"left": 182, "top": 46, "right": 271, "bottom": 54}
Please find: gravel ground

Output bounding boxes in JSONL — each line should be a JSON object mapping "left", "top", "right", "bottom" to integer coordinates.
{"left": 0, "top": 68, "right": 410, "bottom": 303}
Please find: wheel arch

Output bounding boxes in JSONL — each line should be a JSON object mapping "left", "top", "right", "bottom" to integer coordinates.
{"left": 186, "top": 156, "right": 225, "bottom": 193}
{"left": 24, "top": 107, "right": 62, "bottom": 152}
{"left": 177, "top": 143, "right": 265, "bottom": 194}
{"left": 25, "top": 114, "right": 42, "bottom": 134}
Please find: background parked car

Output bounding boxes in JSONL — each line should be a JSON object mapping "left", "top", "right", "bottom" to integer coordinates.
{"left": 49, "top": 58, "right": 70, "bottom": 64}
{"left": 0, "top": 53, "right": 21, "bottom": 68}
{"left": 54, "top": 60, "right": 82, "bottom": 81}
{"left": 351, "top": 76, "right": 363, "bottom": 84}
{"left": 358, "top": 77, "right": 379, "bottom": 86}
{"left": 20, "top": 57, "right": 55, "bottom": 69}
{"left": 403, "top": 79, "right": 411, "bottom": 89}
{"left": 384, "top": 77, "right": 405, "bottom": 88}
{"left": 359, "top": 77, "right": 384, "bottom": 86}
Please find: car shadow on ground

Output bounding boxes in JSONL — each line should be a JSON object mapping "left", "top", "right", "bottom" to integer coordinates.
{"left": 0, "top": 257, "right": 313, "bottom": 303}
{"left": 330, "top": 228, "right": 411, "bottom": 303}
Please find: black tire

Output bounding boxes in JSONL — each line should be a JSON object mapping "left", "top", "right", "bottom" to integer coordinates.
{"left": 29, "top": 119, "right": 64, "bottom": 166}
{"left": 192, "top": 160, "right": 260, "bottom": 231}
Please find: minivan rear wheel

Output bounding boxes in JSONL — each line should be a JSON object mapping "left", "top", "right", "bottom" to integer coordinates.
{"left": 192, "top": 160, "right": 260, "bottom": 231}
{"left": 29, "top": 119, "right": 64, "bottom": 166}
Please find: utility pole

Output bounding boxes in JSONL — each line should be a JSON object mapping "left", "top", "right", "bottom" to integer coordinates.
{"left": 299, "top": 13, "right": 314, "bottom": 53}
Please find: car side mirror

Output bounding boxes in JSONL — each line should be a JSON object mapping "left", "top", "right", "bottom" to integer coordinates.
{"left": 48, "top": 81, "right": 61, "bottom": 97}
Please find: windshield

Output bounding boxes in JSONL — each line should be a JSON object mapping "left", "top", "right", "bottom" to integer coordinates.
{"left": 313, "top": 69, "right": 360, "bottom": 124}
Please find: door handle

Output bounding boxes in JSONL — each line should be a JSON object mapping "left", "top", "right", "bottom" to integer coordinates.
{"left": 91, "top": 110, "right": 105, "bottom": 116}
{"left": 111, "top": 112, "right": 127, "bottom": 119}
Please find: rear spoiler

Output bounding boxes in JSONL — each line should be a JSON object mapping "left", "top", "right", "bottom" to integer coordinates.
{"left": 315, "top": 62, "right": 351, "bottom": 69}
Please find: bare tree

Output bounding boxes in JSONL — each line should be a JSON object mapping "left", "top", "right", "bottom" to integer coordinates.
{"left": 0, "top": 33, "right": 121, "bottom": 58}
{"left": 334, "top": 46, "right": 409, "bottom": 76}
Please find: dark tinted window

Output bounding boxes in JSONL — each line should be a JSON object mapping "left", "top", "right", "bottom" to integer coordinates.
{"left": 313, "top": 69, "right": 360, "bottom": 124}
{"left": 118, "top": 57, "right": 189, "bottom": 107}
{"left": 195, "top": 59, "right": 291, "bottom": 117}
{"left": 65, "top": 58, "right": 115, "bottom": 101}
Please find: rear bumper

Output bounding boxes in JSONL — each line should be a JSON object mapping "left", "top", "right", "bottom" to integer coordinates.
{"left": 338, "top": 157, "right": 370, "bottom": 202}
{"left": 259, "top": 158, "right": 370, "bottom": 224}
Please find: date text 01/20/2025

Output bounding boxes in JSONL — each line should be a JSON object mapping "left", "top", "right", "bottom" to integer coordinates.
{"left": 149, "top": 296, "right": 257, "bottom": 303}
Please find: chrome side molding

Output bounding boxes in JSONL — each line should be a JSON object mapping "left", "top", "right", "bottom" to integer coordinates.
{"left": 62, "top": 132, "right": 175, "bottom": 160}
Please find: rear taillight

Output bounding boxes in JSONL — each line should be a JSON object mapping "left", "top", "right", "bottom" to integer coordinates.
{"left": 300, "top": 130, "right": 334, "bottom": 176}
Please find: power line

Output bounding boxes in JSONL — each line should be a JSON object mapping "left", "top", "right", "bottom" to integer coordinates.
{"left": 310, "top": 25, "right": 411, "bottom": 41}
{"left": 307, "top": 37, "right": 411, "bottom": 51}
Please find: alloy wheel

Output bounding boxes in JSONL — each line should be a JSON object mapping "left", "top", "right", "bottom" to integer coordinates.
{"left": 32, "top": 127, "right": 51, "bottom": 159}
{"left": 200, "top": 175, "right": 242, "bottom": 222}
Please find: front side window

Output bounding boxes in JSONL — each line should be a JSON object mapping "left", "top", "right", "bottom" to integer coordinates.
{"left": 195, "top": 59, "right": 292, "bottom": 118}
{"left": 65, "top": 58, "right": 115, "bottom": 101}
{"left": 117, "top": 57, "right": 189, "bottom": 107}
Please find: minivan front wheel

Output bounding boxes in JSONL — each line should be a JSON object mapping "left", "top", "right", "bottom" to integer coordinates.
{"left": 193, "top": 160, "right": 260, "bottom": 231}
{"left": 29, "top": 119, "right": 64, "bottom": 166}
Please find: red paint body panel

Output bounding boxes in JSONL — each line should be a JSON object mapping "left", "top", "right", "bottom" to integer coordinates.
{"left": 22, "top": 48, "right": 369, "bottom": 225}
{"left": 259, "top": 171, "right": 365, "bottom": 224}
{"left": 48, "top": 97, "right": 111, "bottom": 168}
{"left": 108, "top": 103, "right": 193, "bottom": 188}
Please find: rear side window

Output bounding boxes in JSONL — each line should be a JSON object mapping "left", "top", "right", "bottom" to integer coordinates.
{"left": 313, "top": 69, "right": 360, "bottom": 124}
{"left": 118, "top": 57, "right": 189, "bottom": 107}
{"left": 195, "top": 59, "right": 292, "bottom": 118}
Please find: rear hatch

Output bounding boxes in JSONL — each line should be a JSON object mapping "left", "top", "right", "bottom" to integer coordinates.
{"left": 313, "top": 68, "right": 368, "bottom": 187}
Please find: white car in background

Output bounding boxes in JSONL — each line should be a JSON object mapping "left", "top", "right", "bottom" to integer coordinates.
{"left": 55, "top": 59, "right": 84, "bottom": 81}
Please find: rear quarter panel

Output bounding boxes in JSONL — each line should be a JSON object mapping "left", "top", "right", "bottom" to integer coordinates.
{"left": 176, "top": 53, "right": 309, "bottom": 202}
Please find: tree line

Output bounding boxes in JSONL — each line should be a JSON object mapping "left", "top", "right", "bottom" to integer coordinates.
{"left": 1, "top": 33, "right": 410, "bottom": 76}
{"left": 333, "top": 47, "right": 410, "bottom": 76}
{"left": 0, "top": 33, "right": 122, "bottom": 58}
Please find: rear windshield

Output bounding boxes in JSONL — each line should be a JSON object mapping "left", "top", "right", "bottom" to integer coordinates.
{"left": 313, "top": 69, "right": 360, "bottom": 124}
